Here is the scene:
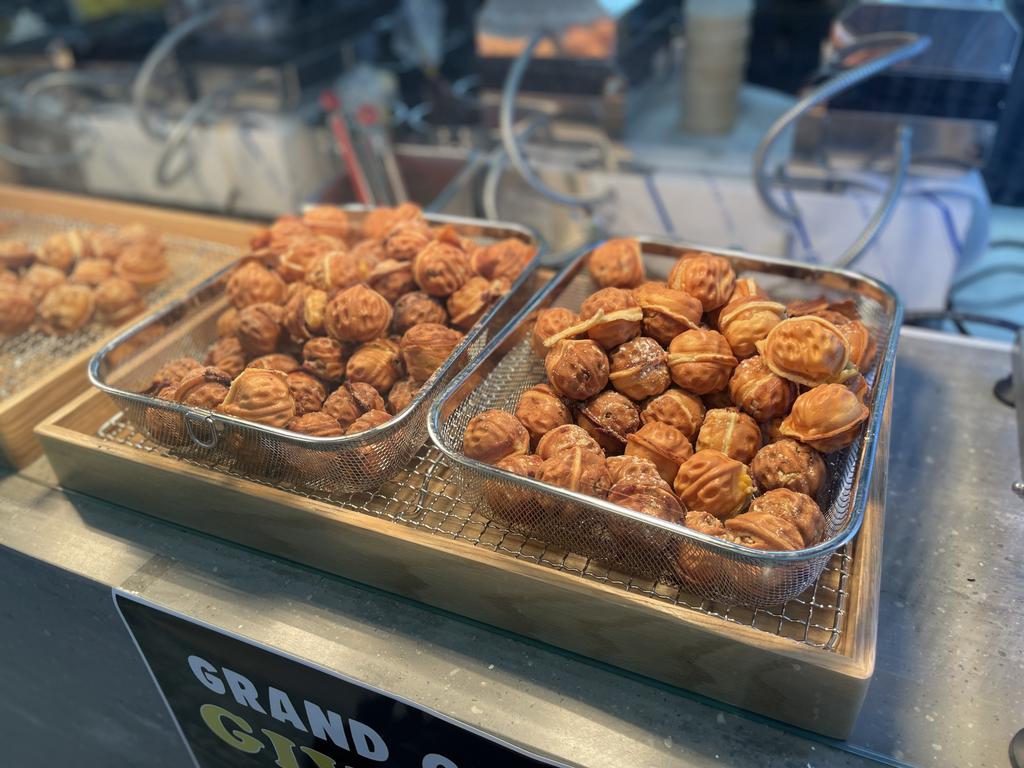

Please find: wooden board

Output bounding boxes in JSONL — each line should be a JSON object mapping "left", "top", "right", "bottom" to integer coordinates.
{"left": 36, "top": 385, "right": 888, "bottom": 739}
{"left": 0, "top": 184, "right": 260, "bottom": 468}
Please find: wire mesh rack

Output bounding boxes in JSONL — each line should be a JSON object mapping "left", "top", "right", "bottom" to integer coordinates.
{"left": 96, "top": 409, "right": 851, "bottom": 650}
{"left": 0, "top": 209, "right": 239, "bottom": 401}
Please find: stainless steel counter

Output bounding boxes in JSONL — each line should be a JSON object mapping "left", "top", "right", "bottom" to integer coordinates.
{"left": 0, "top": 327, "right": 1020, "bottom": 768}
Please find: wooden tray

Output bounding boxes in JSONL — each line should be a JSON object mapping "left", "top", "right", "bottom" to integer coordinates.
{"left": 36, "top": 382, "right": 888, "bottom": 739}
{"left": 0, "top": 185, "right": 259, "bottom": 468}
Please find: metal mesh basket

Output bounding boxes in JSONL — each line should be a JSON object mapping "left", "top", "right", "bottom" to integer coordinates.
{"left": 89, "top": 209, "right": 545, "bottom": 494}
{"left": 0, "top": 209, "right": 239, "bottom": 401}
{"left": 429, "top": 237, "right": 900, "bottom": 608}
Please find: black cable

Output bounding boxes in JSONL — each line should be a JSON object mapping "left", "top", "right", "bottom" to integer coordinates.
{"left": 949, "top": 263, "right": 1024, "bottom": 295}
{"left": 905, "top": 309, "right": 1023, "bottom": 333}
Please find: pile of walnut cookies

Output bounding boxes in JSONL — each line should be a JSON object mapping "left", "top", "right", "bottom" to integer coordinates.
{"left": 0, "top": 225, "right": 171, "bottom": 337}
{"left": 141, "top": 204, "right": 535, "bottom": 439}
{"left": 462, "top": 238, "right": 877, "bottom": 554}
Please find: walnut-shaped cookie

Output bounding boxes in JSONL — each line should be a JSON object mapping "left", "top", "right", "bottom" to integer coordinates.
{"left": 70, "top": 258, "right": 113, "bottom": 287}
{"left": 0, "top": 284, "right": 35, "bottom": 336}
{"left": 287, "top": 370, "right": 327, "bottom": 416}
{"left": 325, "top": 284, "right": 392, "bottom": 343}
{"left": 400, "top": 322, "right": 464, "bottom": 383}
{"left": 515, "top": 383, "right": 572, "bottom": 447}
{"left": 540, "top": 447, "right": 610, "bottom": 499}
{"left": 578, "top": 287, "right": 642, "bottom": 350}
{"left": 382, "top": 218, "right": 433, "bottom": 262}
{"left": 20, "top": 264, "right": 66, "bottom": 303}
{"left": 205, "top": 336, "right": 247, "bottom": 378}
{"left": 0, "top": 268, "right": 16, "bottom": 286}
{"left": 366, "top": 259, "right": 416, "bottom": 303}
{"left": 347, "top": 338, "right": 403, "bottom": 394}
{"left": 282, "top": 285, "right": 328, "bottom": 342}
{"left": 545, "top": 339, "right": 609, "bottom": 401}
{"left": 640, "top": 388, "right": 705, "bottom": 441}
{"left": 39, "top": 284, "right": 94, "bottom": 334}
{"left": 362, "top": 202, "right": 423, "bottom": 240}
{"left": 236, "top": 303, "right": 283, "bottom": 357}
{"left": 471, "top": 238, "right": 535, "bottom": 284}
{"left": 346, "top": 409, "right": 393, "bottom": 434}
{"left": 227, "top": 261, "right": 286, "bottom": 309}
{"left": 673, "top": 449, "right": 753, "bottom": 520}
{"left": 147, "top": 357, "right": 202, "bottom": 394}
{"left": 463, "top": 409, "right": 530, "bottom": 464}
{"left": 173, "top": 366, "right": 232, "bottom": 410}
{"left": 608, "top": 336, "right": 670, "bottom": 401}
{"left": 217, "top": 368, "right": 296, "bottom": 428}
{"left": 577, "top": 390, "right": 641, "bottom": 454}
{"left": 696, "top": 408, "right": 761, "bottom": 464}
{"left": 757, "top": 316, "right": 854, "bottom": 387}
{"left": 216, "top": 308, "right": 239, "bottom": 338}
{"left": 606, "top": 455, "right": 667, "bottom": 488}
{"left": 277, "top": 236, "right": 339, "bottom": 283}
{"left": 246, "top": 353, "right": 300, "bottom": 373}
{"left": 666, "top": 329, "right": 737, "bottom": 395}
{"left": 302, "top": 205, "right": 350, "bottom": 240}
{"left": 725, "top": 489, "right": 825, "bottom": 550}
{"left": 608, "top": 480, "right": 683, "bottom": 523}
{"left": 834, "top": 317, "right": 876, "bottom": 371}
{"left": 780, "top": 383, "right": 868, "bottom": 453}
{"left": 323, "top": 382, "right": 385, "bottom": 430}
{"left": 751, "top": 439, "right": 826, "bottom": 497}
{"left": 305, "top": 249, "right": 374, "bottom": 295}
{"left": 631, "top": 282, "right": 702, "bottom": 346}
{"left": 531, "top": 307, "right": 580, "bottom": 357}
{"left": 624, "top": 421, "right": 694, "bottom": 484}
{"left": 302, "top": 337, "right": 346, "bottom": 383}
{"left": 144, "top": 386, "right": 187, "bottom": 446}
{"left": 387, "top": 378, "right": 420, "bottom": 415}
{"left": 587, "top": 238, "right": 645, "bottom": 288}
{"left": 114, "top": 243, "right": 170, "bottom": 290}
{"left": 38, "top": 230, "right": 91, "bottom": 272}
{"left": 287, "top": 411, "right": 345, "bottom": 437}
{"left": 667, "top": 252, "right": 736, "bottom": 312}
{"left": 844, "top": 370, "right": 870, "bottom": 403}
{"left": 727, "top": 355, "right": 797, "bottom": 422}
{"left": 261, "top": 215, "right": 312, "bottom": 254}
{"left": 0, "top": 240, "right": 34, "bottom": 269}
{"left": 393, "top": 291, "right": 447, "bottom": 334}
{"left": 94, "top": 277, "right": 144, "bottom": 325}
{"left": 447, "top": 276, "right": 508, "bottom": 331}
{"left": 535, "top": 423, "right": 604, "bottom": 462}
{"left": 412, "top": 234, "right": 472, "bottom": 297}
{"left": 717, "top": 295, "right": 787, "bottom": 358}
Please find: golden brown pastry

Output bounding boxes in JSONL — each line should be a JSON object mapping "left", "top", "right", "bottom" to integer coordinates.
{"left": 217, "top": 368, "right": 295, "bottom": 428}
{"left": 346, "top": 409, "right": 392, "bottom": 434}
{"left": 173, "top": 366, "right": 232, "bottom": 409}
{"left": 302, "top": 337, "right": 346, "bottom": 383}
{"left": 725, "top": 489, "right": 824, "bottom": 550}
{"left": 393, "top": 291, "right": 448, "bottom": 334}
{"left": 325, "top": 284, "right": 392, "bottom": 343}
{"left": 463, "top": 409, "right": 530, "bottom": 464}
{"left": 631, "top": 282, "right": 702, "bottom": 346}
{"left": 780, "top": 383, "right": 869, "bottom": 452}
{"left": 577, "top": 390, "right": 641, "bottom": 454}
{"left": 246, "top": 353, "right": 300, "bottom": 373}
{"left": 114, "top": 243, "right": 170, "bottom": 290}
{"left": 282, "top": 285, "right": 328, "bottom": 342}
{"left": 277, "top": 237, "right": 338, "bottom": 283}
{"left": 751, "top": 439, "right": 826, "bottom": 497}
{"left": 757, "top": 316, "right": 854, "bottom": 387}
{"left": 717, "top": 295, "right": 787, "bottom": 358}
{"left": 579, "top": 287, "right": 642, "bottom": 350}
{"left": 387, "top": 378, "right": 420, "bottom": 415}
{"left": 673, "top": 449, "right": 754, "bottom": 520}
{"left": 147, "top": 357, "right": 202, "bottom": 394}
{"left": 1, "top": 268, "right": 17, "bottom": 286}
{"left": 535, "top": 423, "right": 605, "bottom": 461}
{"left": 471, "top": 238, "right": 535, "bottom": 284}
{"left": 287, "top": 411, "right": 345, "bottom": 437}
{"left": 540, "top": 447, "right": 610, "bottom": 498}
{"left": 640, "top": 388, "right": 705, "bottom": 441}
{"left": 0, "top": 240, "right": 35, "bottom": 269}
{"left": 205, "top": 337, "right": 247, "bottom": 378}
{"left": 382, "top": 218, "right": 433, "bottom": 262}
{"left": 367, "top": 259, "right": 416, "bottom": 303}
{"left": 361, "top": 202, "right": 421, "bottom": 240}
{"left": 305, "top": 249, "right": 375, "bottom": 295}
{"left": 236, "top": 303, "right": 283, "bottom": 357}
{"left": 38, "top": 230, "right": 91, "bottom": 272}
{"left": 287, "top": 370, "right": 327, "bottom": 415}
{"left": 84, "top": 229, "right": 123, "bottom": 262}
{"left": 447, "top": 276, "right": 508, "bottom": 331}
{"left": 531, "top": 307, "right": 580, "bottom": 357}
{"left": 144, "top": 386, "right": 187, "bottom": 445}
{"left": 227, "top": 261, "right": 287, "bottom": 309}
{"left": 545, "top": 339, "right": 609, "bottom": 401}
{"left": 667, "top": 252, "right": 735, "bottom": 312}
{"left": 411, "top": 234, "right": 472, "bottom": 297}
{"left": 302, "top": 205, "right": 350, "bottom": 240}
{"left": 845, "top": 370, "right": 870, "bottom": 403}
{"left": 39, "top": 284, "right": 94, "bottom": 334}
{"left": 666, "top": 329, "right": 737, "bottom": 394}
{"left": 69, "top": 258, "right": 113, "bottom": 287}
{"left": 515, "top": 383, "right": 572, "bottom": 447}
{"left": 0, "top": 284, "right": 35, "bottom": 336}
{"left": 608, "top": 480, "right": 683, "bottom": 523}
{"left": 606, "top": 455, "right": 667, "bottom": 488}
{"left": 624, "top": 421, "right": 693, "bottom": 484}
{"left": 727, "top": 355, "right": 797, "bottom": 421}
{"left": 216, "top": 307, "right": 239, "bottom": 338}
{"left": 347, "top": 338, "right": 403, "bottom": 394}
{"left": 400, "top": 322, "right": 464, "bottom": 383}
{"left": 323, "top": 382, "right": 385, "bottom": 429}
{"left": 608, "top": 336, "right": 670, "bottom": 401}
{"left": 696, "top": 407, "right": 761, "bottom": 464}
{"left": 587, "top": 238, "right": 645, "bottom": 288}
{"left": 94, "top": 277, "right": 144, "bottom": 325}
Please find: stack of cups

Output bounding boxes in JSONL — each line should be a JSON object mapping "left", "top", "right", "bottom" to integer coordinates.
{"left": 681, "top": 0, "right": 753, "bottom": 135}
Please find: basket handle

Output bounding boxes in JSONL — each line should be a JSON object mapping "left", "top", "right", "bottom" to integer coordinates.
{"left": 184, "top": 413, "right": 219, "bottom": 449}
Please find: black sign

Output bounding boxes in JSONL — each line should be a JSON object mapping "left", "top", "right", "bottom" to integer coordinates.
{"left": 114, "top": 591, "right": 569, "bottom": 768}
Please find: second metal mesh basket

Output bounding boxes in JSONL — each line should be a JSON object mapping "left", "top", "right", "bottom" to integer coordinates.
{"left": 429, "top": 237, "right": 900, "bottom": 607}
{"left": 89, "top": 210, "right": 545, "bottom": 494}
